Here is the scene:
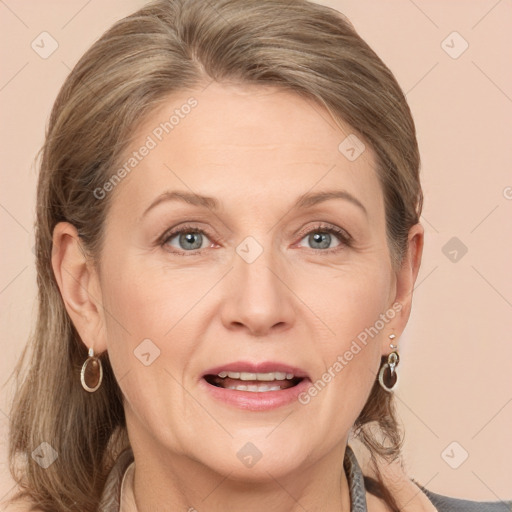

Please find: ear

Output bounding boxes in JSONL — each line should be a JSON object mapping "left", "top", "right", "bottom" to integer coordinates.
{"left": 51, "top": 222, "right": 108, "bottom": 354}
{"left": 382, "top": 222, "right": 424, "bottom": 352}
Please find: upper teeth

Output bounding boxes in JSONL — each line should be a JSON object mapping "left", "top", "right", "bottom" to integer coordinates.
{"left": 217, "top": 371, "right": 295, "bottom": 381}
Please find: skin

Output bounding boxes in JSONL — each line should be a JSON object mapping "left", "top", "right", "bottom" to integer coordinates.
{"left": 52, "top": 82, "right": 427, "bottom": 512}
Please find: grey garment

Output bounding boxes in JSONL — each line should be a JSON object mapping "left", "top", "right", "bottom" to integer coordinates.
{"left": 344, "top": 444, "right": 369, "bottom": 511}
{"left": 98, "top": 445, "right": 512, "bottom": 512}
{"left": 97, "top": 448, "right": 133, "bottom": 512}
{"left": 414, "top": 483, "right": 512, "bottom": 512}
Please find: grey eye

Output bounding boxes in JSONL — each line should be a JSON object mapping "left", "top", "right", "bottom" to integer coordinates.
{"left": 299, "top": 231, "right": 341, "bottom": 250}
{"left": 166, "top": 230, "right": 210, "bottom": 251}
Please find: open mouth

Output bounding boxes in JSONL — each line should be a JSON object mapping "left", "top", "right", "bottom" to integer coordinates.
{"left": 204, "top": 371, "right": 304, "bottom": 392}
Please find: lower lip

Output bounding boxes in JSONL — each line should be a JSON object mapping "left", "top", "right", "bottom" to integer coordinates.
{"left": 200, "top": 377, "right": 311, "bottom": 411}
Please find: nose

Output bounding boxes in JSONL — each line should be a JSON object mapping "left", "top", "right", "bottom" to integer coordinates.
{"left": 220, "top": 243, "right": 296, "bottom": 337}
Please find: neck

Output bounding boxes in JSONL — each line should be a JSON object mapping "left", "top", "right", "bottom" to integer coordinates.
{"left": 124, "top": 416, "right": 353, "bottom": 512}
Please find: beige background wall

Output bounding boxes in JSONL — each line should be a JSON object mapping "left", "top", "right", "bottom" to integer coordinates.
{"left": 1, "top": 0, "right": 511, "bottom": 506}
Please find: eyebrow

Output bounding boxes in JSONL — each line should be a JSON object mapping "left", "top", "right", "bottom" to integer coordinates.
{"left": 142, "top": 189, "right": 367, "bottom": 218}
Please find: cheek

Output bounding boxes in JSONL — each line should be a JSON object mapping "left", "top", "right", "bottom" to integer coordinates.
{"left": 298, "top": 258, "right": 392, "bottom": 344}
{"left": 98, "top": 254, "right": 201, "bottom": 392}
{"left": 99, "top": 264, "right": 199, "bottom": 437}
{"left": 100, "top": 248, "right": 198, "bottom": 337}
{"left": 295, "top": 261, "right": 391, "bottom": 409}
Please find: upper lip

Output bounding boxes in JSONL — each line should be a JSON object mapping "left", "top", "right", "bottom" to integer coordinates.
{"left": 202, "top": 361, "right": 310, "bottom": 379}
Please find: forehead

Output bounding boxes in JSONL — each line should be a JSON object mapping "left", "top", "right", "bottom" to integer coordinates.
{"left": 108, "top": 82, "right": 382, "bottom": 219}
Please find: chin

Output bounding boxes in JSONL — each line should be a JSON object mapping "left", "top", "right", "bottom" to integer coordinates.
{"left": 197, "top": 436, "right": 309, "bottom": 483}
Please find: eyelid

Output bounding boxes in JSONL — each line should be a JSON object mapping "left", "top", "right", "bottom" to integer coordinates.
{"left": 295, "top": 222, "right": 352, "bottom": 244}
{"left": 158, "top": 223, "right": 218, "bottom": 253}
{"left": 293, "top": 222, "right": 352, "bottom": 254}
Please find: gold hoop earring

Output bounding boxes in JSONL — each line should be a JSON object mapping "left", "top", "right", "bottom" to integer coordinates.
{"left": 80, "top": 348, "right": 103, "bottom": 392}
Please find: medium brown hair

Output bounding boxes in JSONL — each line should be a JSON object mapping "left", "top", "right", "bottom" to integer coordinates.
{"left": 9, "top": 1, "right": 422, "bottom": 510}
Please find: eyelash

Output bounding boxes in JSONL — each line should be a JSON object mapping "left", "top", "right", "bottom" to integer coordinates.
{"left": 159, "top": 223, "right": 352, "bottom": 256}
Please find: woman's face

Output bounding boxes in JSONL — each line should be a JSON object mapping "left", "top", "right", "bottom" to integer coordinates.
{"left": 87, "top": 82, "right": 420, "bottom": 479}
